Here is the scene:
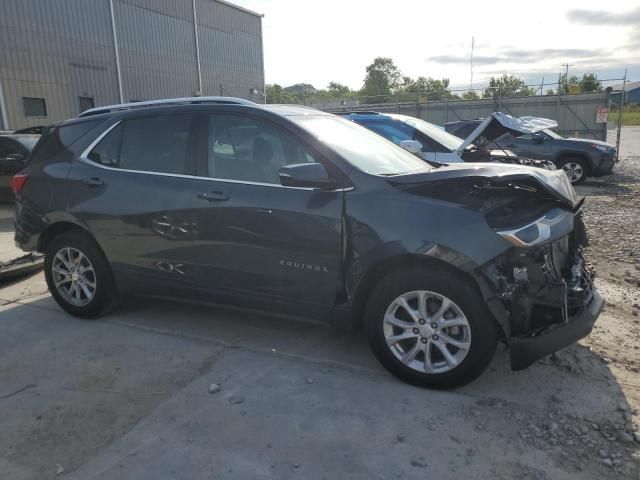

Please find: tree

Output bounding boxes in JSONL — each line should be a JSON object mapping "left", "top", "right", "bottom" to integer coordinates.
{"left": 546, "top": 88, "right": 555, "bottom": 95}
{"left": 360, "top": 57, "right": 403, "bottom": 102}
{"left": 558, "top": 74, "right": 579, "bottom": 94}
{"left": 482, "top": 75, "right": 536, "bottom": 98}
{"left": 265, "top": 84, "right": 299, "bottom": 104}
{"left": 462, "top": 90, "right": 480, "bottom": 100}
{"left": 579, "top": 73, "right": 602, "bottom": 93}
{"left": 404, "top": 77, "right": 452, "bottom": 100}
{"left": 327, "top": 82, "right": 352, "bottom": 96}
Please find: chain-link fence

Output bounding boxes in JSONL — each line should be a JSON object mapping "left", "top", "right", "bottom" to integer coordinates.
{"left": 309, "top": 74, "right": 630, "bottom": 151}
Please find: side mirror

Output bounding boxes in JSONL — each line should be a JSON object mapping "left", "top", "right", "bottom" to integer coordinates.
{"left": 532, "top": 135, "right": 544, "bottom": 144}
{"left": 279, "top": 163, "right": 338, "bottom": 190}
{"left": 398, "top": 139, "right": 423, "bottom": 154}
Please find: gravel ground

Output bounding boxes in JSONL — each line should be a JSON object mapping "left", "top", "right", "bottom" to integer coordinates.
{"left": 0, "top": 128, "right": 639, "bottom": 480}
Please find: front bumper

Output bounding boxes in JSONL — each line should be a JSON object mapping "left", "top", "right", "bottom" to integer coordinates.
{"left": 478, "top": 230, "right": 602, "bottom": 370}
{"left": 509, "top": 287, "right": 602, "bottom": 370}
{"left": 592, "top": 153, "right": 616, "bottom": 176}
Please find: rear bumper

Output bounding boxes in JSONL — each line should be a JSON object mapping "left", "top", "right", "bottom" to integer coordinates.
{"left": 509, "top": 288, "right": 603, "bottom": 370}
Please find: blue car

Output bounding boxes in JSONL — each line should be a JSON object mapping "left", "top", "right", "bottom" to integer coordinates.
{"left": 342, "top": 112, "right": 556, "bottom": 170}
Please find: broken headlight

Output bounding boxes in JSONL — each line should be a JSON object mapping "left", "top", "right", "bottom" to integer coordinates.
{"left": 496, "top": 209, "right": 572, "bottom": 247}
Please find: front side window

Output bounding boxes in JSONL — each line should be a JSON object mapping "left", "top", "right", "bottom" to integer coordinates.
{"left": 206, "top": 114, "right": 317, "bottom": 184}
{"left": 88, "top": 114, "right": 193, "bottom": 174}
{"left": 390, "top": 115, "right": 463, "bottom": 152}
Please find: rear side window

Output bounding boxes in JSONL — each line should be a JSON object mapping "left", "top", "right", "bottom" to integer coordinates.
{"left": 28, "top": 120, "right": 100, "bottom": 165}
{"left": 88, "top": 114, "right": 193, "bottom": 175}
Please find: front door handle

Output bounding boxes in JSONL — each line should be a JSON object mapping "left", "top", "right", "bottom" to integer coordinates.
{"left": 81, "top": 177, "right": 104, "bottom": 187}
{"left": 505, "top": 143, "right": 516, "bottom": 148}
{"left": 197, "top": 191, "right": 229, "bottom": 202}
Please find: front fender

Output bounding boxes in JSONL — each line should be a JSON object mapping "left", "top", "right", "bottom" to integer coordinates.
{"left": 342, "top": 190, "right": 512, "bottom": 306}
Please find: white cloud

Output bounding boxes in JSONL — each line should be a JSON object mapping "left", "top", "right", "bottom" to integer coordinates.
{"left": 232, "top": 0, "right": 639, "bottom": 89}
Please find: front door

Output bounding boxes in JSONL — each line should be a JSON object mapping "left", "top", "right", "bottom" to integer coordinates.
{"left": 190, "top": 112, "right": 344, "bottom": 307}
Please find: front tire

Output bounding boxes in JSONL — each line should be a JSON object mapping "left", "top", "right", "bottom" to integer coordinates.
{"left": 364, "top": 267, "right": 498, "bottom": 388}
{"left": 44, "top": 232, "right": 120, "bottom": 318}
{"left": 558, "top": 157, "right": 589, "bottom": 184}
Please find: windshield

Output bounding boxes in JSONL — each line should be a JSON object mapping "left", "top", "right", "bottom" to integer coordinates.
{"left": 290, "top": 115, "right": 431, "bottom": 176}
{"left": 543, "top": 128, "right": 563, "bottom": 139}
{"left": 390, "top": 114, "right": 464, "bottom": 151}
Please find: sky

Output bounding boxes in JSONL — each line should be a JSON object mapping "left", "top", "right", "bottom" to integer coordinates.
{"left": 231, "top": 0, "right": 639, "bottom": 92}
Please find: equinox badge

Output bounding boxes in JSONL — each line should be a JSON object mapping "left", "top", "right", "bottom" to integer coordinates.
{"left": 280, "top": 259, "right": 328, "bottom": 273}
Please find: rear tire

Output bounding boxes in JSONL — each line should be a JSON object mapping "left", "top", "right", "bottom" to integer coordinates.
{"left": 558, "top": 157, "right": 589, "bottom": 184}
{"left": 364, "top": 267, "right": 498, "bottom": 389}
{"left": 44, "top": 231, "right": 120, "bottom": 318}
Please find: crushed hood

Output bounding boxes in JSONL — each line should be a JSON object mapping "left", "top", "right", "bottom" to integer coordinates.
{"left": 456, "top": 113, "right": 558, "bottom": 155}
{"left": 389, "top": 162, "right": 578, "bottom": 208}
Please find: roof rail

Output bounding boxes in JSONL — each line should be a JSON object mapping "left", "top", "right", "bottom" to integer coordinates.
{"left": 336, "top": 111, "right": 382, "bottom": 116}
{"left": 78, "top": 96, "right": 257, "bottom": 117}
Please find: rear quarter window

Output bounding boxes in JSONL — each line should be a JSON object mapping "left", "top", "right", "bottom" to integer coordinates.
{"left": 28, "top": 120, "right": 101, "bottom": 165}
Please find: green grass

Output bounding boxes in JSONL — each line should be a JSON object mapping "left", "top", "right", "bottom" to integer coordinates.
{"left": 609, "top": 109, "right": 640, "bottom": 126}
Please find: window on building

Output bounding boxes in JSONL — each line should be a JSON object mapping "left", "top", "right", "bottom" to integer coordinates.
{"left": 88, "top": 114, "right": 194, "bottom": 175}
{"left": 79, "top": 97, "right": 94, "bottom": 113}
{"left": 22, "top": 97, "right": 47, "bottom": 117}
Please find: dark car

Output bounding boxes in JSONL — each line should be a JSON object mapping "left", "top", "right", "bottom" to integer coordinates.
{"left": 445, "top": 119, "right": 616, "bottom": 183}
{"left": 343, "top": 112, "right": 557, "bottom": 170}
{"left": 13, "top": 97, "right": 601, "bottom": 388}
{"left": 0, "top": 134, "right": 40, "bottom": 202}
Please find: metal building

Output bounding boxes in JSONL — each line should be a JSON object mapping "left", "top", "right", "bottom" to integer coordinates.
{"left": 0, "top": 0, "right": 265, "bottom": 130}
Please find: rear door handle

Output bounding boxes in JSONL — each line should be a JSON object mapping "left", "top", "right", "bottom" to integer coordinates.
{"left": 505, "top": 144, "right": 516, "bottom": 148}
{"left": 81, "top": 177, "right": 104, "bottom": 187}
{"left": 197, "top": 191, "right": 229, "bottom": 202}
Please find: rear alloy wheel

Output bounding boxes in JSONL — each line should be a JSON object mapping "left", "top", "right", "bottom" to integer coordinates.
{"left": 51, "top": 247, "right": 97, "bottom": 306}
{"left": 44, "top": 232, "right": 120, "bottom": 318}
{"left": 365, "top": 268, "right": 498, "bottom": 388}
{"left": 559, "top": 158, "right": 588, "bottom": 184}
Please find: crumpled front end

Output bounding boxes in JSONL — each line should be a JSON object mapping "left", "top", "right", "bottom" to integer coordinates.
{"left": 390, "top": 162, "right": 602, "bottom": 369}
{"left": 477, "top": 214, "right": 602, "bottom": 370}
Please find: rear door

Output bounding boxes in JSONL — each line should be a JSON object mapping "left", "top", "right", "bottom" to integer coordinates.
{"left": 189, "top": 112, "right": 344, "bottom": 307}
{"left": 67, "top": 112, "right": 201, "bottom": 290}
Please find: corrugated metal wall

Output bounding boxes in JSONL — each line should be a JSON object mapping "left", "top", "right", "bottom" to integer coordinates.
{"left": 0, "top": 0, "right": 264, "bottom": 130}
{"left": 321, "top": 92, "right": 611, "bottom": 140}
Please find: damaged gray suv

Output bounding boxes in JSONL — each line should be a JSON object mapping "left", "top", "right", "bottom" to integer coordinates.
{"left": 13, "top": 97, "right": 602, "bottom": 388}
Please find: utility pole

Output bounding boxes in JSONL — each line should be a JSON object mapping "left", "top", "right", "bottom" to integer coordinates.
{"left": 561, "top": 63, "right": 574, "bottom": 92}
{"left": 470, "top": 36, "right": 474, "bottom": 91}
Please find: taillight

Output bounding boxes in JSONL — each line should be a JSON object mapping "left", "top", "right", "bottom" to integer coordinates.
{"left": 12, "top": 174, "right": 29, "bottom": 194}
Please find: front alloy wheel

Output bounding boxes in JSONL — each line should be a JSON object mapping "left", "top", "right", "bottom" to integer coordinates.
{"left": 365, "top": 268, "right": 498, "bottom": 388}
{"left": 383, "top": 291, "right": 471, "bottom": 374}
